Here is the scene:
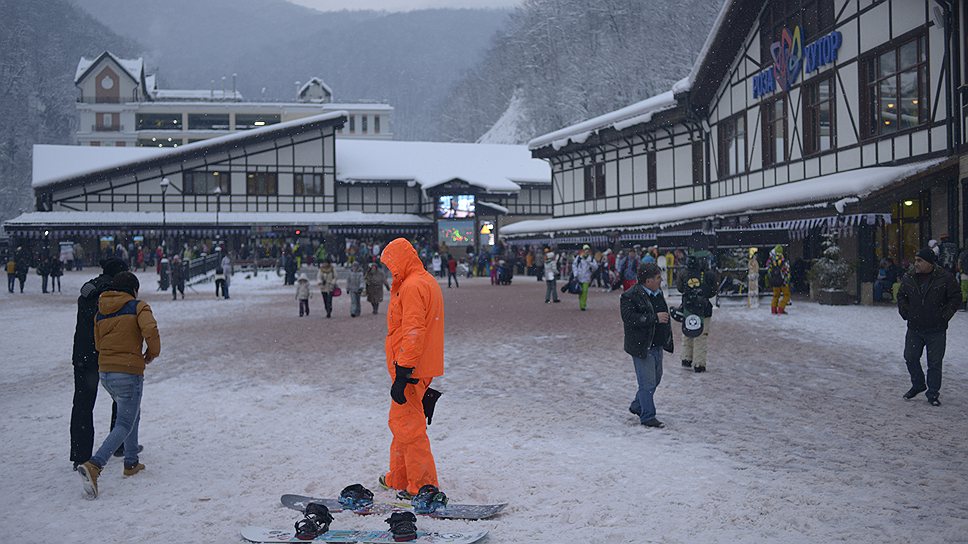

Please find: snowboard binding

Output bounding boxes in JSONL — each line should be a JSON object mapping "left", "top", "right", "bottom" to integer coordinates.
{"left": 385, "top": 511, "right": 418, "bottom": 542}
{"left": 411, "top": 484, "right": 448, "bottom": 514}
{"left": 338, "top": 483, "right": 375, "bottom": 510}
{"left": 295, "top": 502, "right": 334, "bottom": 540}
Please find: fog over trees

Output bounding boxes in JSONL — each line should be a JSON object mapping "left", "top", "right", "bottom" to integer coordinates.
{"left": 437, "top": 0, "right": 725, "bottom": 143}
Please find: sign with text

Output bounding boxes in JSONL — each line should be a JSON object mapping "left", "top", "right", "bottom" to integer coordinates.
{"left": 752, "top": 26, "right": 841, "bottom": 100}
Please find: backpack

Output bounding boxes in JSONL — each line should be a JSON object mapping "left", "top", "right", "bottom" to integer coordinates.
{"left": 769, "top": 263, "right": 785, "bottom": 287}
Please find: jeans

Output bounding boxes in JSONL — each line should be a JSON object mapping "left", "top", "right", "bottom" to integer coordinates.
{"left": 6, "top": 274, "right": 13, "bottom": 293}
{"left": 321, "top": 292, "right": 333, "bottom": 316}
{"left": 579, "top": 282, "right": 590, "bottom": 309}
{"left": 350, "top": 291, "right": 361, "bottom": 317}
{"left": 544, "top": 279, "right": 559, "bottom": 302}
{"left": 215, "top": 279, "right": 225, "bottom": 298}
{"left": 630, "top": 347, "right": 663, "bottom": 422}
{"left": 91, "top": 372, "right": 143, "bottom": 468}
{"left": 299, "top": 299, "right": 310, "bottom": 316}
{"left": 447, "top": 271, "right": 459, "bottom": 288}
{"left": 903, "top": 329, "right": 946, "bottom": 400}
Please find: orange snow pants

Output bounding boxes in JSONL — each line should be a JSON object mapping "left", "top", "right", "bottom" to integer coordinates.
{"left": 385, "top": 378, "right": 438, "bottom": 496}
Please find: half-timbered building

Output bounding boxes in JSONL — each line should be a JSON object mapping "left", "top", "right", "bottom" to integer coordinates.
{"left": 504, "top": 0, "right": 967, "bottom": 301}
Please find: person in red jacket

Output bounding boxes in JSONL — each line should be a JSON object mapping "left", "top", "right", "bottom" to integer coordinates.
{"left": 446, "top": 254, "right": 459, "bottom": 288}
{"left": 379, "top": 238, "right": 445, "bottom": 499}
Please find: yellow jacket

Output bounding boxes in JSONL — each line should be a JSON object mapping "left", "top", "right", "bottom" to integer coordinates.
{"left": 94, "top": 291, "right": 161, "bottom": 375}
{"left": 5, "top": 260, "right": 14, "bottom": 274}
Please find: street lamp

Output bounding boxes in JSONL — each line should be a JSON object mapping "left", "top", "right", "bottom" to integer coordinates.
{"left": 160, "top": 177, "right": 170, "bottom": 249}
{"left": 214, "top": 185, "right": 222, "bottom": 232}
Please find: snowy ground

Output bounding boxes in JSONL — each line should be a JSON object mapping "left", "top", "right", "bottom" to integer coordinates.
{"left": 1, "top": 269, "right": 966, "bottom": 543}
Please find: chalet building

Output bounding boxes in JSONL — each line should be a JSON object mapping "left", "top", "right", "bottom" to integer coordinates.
{"left": 74, "top": 51, "right": 393, "bottom": 148}
{"left": 3, "top": 113, "right": 550, "bottom": 259}
{"left": 504, "top": 0, "right": 967, "bottom": 302}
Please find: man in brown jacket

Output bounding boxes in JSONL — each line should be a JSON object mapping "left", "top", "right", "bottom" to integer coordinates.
{"left": 77, "top": 272, "right": 161, "bottom": 499}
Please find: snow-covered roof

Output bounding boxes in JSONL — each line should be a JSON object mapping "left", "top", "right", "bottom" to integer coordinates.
{"left": 153, "top": 89, "right": 244, "bottom": 101}
{"left": 478, "top": 200, "right": 509, "bottom": 214}
{"left": 32, "top": 111, "right": 348, "bottom": 189}
{"left": 501, "top": 159, "right": 946, "bottom": 236}
{"left": 528, "top": 90, "right": 677, "bottom": 151}
{"left": 145, "top": 74, "right": 157, "bottom": 92}
{"left": 31, "top": 129, "right": 548, "bottom": 195}
{"left": 75, "top": 52, "right": 144, "bottom": 84}
{"left": 4, "top": 211, "right": 431, "bottom": 227}
{"left": 335, "top": 140, "right": 550, "bottom": 193}
{"left": 324, "top": 103, "right": 394, "bottom": 112}
{"left": 680, "top": 0, "right": 733, "bottom": 96}
{"left": 298, "top": 77, "right": 334, "bottom": 98}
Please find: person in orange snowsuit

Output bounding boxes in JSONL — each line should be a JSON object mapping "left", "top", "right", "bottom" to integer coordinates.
{"left": 380, "top": 238, "right": 444, "bottom": 497}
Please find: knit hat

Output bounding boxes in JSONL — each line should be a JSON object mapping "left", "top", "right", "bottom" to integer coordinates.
{"left": 109, "top": 271, "right": 140, "bottom": 296}
{"left": 100, "top": 257, "right": 129, "bottom": 277}
{"left": 582, "top": 244, "right": 591, "bottom": 250}
{"left": 916, "top": 247, "right": 937, "bottom": 265}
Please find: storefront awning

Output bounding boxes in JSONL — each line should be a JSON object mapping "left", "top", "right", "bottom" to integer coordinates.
{"left": 501, "top": 159, "right": 945, "bottom": 237}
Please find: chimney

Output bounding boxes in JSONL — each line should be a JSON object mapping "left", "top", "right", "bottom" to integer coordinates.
{"left": 232, "top": 73, "right": 237, "bottom": 98}
{"left": 210, "top": 79, "right": 215, "bottom": 98}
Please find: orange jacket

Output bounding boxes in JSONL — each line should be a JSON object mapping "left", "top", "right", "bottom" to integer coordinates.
{"left": 94, "top": 290, "right": 161, "bottom": 375}
{"left": 382, "top": 238, "right": 444, "bottom": 379}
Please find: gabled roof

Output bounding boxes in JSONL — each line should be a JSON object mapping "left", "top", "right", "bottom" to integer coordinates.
{"left": 298, "top": 77, "right": 334, "bottom": 99}
{"left": 528, "top": 90, "right": 678, "bottom": 151}
{"left": 33, "top": 111, "right": 347, "bottom": 190}
{"left": 74, "top": 51, "right": 144, "bottom": 85}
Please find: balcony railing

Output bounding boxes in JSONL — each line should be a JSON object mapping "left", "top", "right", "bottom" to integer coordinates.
{"left": 93, "top": 124, "right": 125, "bottom": 132}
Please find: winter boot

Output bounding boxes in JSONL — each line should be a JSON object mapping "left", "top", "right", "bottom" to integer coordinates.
{"left": 378, "top": 474, "right": 391, "bottom": 490}
{"left": 411, "top": 484, "right": 448, "bottom": 514}
{"left": 78, "top": 461, "right": 101, "bottom": 499}
{"left": 681, "top": 359, "right": 692, "bottom": 368}
{"left": 396, "top": 489, "right": 415, "bottom": 501}
{"left": 778, "top": 307, "right": 787, "bottom": 315}
{"left": 771, "top": 306, "right": 778, "bottom": 314}
{"left": 903, "top": 385, "right": 927, "bottom": 400}
{"left": 641, "top": 418, "right": 665, "bottom": 428}
{"left": 123, "top": 463, "right": 145, "bottom": 477}
{"left": 928, "top": 397, "right": 942, "bottom": 407}
{"left": 385, "top": 512, "right": 418, "bottom": 542}
{"left": 694, "top": 365, "right": 706, "bottom": 373}
{"left": 338, "top": 484, "right": 375, "bottom": 510}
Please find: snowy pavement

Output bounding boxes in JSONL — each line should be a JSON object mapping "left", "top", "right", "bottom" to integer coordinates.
{"left": 1, "top": 270, "right": 966, "bottom": 543}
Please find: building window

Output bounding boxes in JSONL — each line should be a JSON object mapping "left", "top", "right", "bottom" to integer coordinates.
{"left": 761, "top": 96, "right": 788, "bottom": 167}
{"left": 691, "top": 141, "right": 704, "bottom": 185}
{"left": 246, "top": 173, "right": 278, "bottom": 195}
{"left": 294, "top": 173, "right": 324, "bottom": 196}
{"left": 647, "top": 151, "right": 657, "bottom": 191}
{"left": 717, "top": 113, "right": 747, "bottom": 178}
{"left": 188, "top": 113, "right": 230, "bottom": 131}
{"left": 102, "top": 113, "right": 113, "bottom": 128}
{"left": 184, "top": 171, "right": 231, "bottom": 195}
{"left": 374, "top": 116, "right": 381, "bottom": 134}
{"left": 137, "top": 137, "right": 179, "bottom": 148}
{"left": 861, "top": 33, "right": 928, "bottom": 138}
{"left": 235, "top": 114, "right": 280, "bottom": 130}
{"left": 136, "top": 113, "right": 180, "bottom": 131}
{"left": 583, "top": 165, "right": 594, "bottom": 199}
{"left": 803, "top": 75, "right": 836, "bottom": 154}
{"left": 362, "top": 115, "right": 368, "bottom": 134}
{"left": 583, "top": 162, "right": 606, "bottom": 199}
{"left": 760, "top": 0, "right": 835, "bottom": 66}
{"left": 349, "top": 116, "right": 356, "bottom": 133}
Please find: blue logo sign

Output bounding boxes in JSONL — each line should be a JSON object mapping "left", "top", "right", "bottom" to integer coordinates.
{"left": 752, "top": 28, "right": 842, "bottom": 100}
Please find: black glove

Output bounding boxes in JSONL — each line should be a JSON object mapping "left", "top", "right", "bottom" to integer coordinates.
{"left": 422, "top": 388, "right": 442, "bottom": 425}
{"left": 390, "top": 363, "right": 419, "bottom": 405}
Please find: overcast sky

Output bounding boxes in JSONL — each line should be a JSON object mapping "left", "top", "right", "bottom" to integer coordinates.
{"left": 288, "top": 0, "right": 521, "bottom": 11}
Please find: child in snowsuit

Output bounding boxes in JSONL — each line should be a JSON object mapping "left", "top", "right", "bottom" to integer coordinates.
{"left": 296, "top": 273, "right": 312, "bottom": 316}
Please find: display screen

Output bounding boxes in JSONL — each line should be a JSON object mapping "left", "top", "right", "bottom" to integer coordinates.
{"left": 437, "top": 220, "right": 475, "bottom": 246}
{"left": 437, "top": 195, "right": 475, "bottom": 218}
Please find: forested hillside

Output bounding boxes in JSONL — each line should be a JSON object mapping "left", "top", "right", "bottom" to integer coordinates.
{"left": 437, "top": 0, "right": 725, "bottom": 143}
{"left": 0, "top": 0, "right": 140, "bottom": 223}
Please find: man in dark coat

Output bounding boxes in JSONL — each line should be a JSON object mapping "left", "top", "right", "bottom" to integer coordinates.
{"left": 896, "top": 248, "right": 961, "bottom": 406}
{"left": 620, "top": 263, "right": 671, "bottom": 428}
{"left": 70, "top": 258, "right": 127, "bottom": 469}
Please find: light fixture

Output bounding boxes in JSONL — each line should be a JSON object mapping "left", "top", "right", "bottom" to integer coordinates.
{"left": 151, "top": 137, "right": 157, "bottom": 142}
{"left": 167, "top": 137, "right": 172, "bottom": 142}
{"left": 912, "top": 99, "right": 919, "bottom": 105}
{"left": 254, "top": 121, "right": 266, "bottom": 126}
{"left": 212, "top": 172, "right": 219, "bottom": 176}
{"left": 887, "top": 103, "right": 895, "bottom": 109}
{"left": 884, "top": 120, "right": 892, "bottom": 125}
{"left": 903, "top": 200, "right": 914, "bottom": 206}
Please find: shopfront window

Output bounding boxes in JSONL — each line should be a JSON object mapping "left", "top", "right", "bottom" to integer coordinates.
{"left": 188, "top": 113, "right": 231, "bottom": 131}
{"left": 861, "top": 33, "right": 928, "bottom": 138}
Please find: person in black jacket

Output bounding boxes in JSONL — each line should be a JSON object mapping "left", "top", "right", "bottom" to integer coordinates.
{"left": 896, "top": 248, "right": 961, "bottom": 406}
{"left": 620, "top": 263, "right": 671, "bottom": 428}
{"left": 70, "top": 258, "right": 127, "bottom": 469}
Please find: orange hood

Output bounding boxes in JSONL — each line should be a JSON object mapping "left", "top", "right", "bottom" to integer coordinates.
{"left": 381, "top": 238, "right": 425, "bottom": 290}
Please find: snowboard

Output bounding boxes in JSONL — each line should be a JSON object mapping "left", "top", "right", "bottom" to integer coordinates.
{"left": 281, "top": 494, "right": 507, "bottom": 521}
{"left": 241, "top": 527, "right": 488, "bottom": 544}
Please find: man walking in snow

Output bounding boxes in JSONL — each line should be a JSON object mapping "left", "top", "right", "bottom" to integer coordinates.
{"left": 621, "top": 263, "right": 671, "bottom": 428}
{"left": 897, "top": 248, "right": 961, "bottom": 406}
{"left": 379, "top": 238, "right": 445, "bottom": 499}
